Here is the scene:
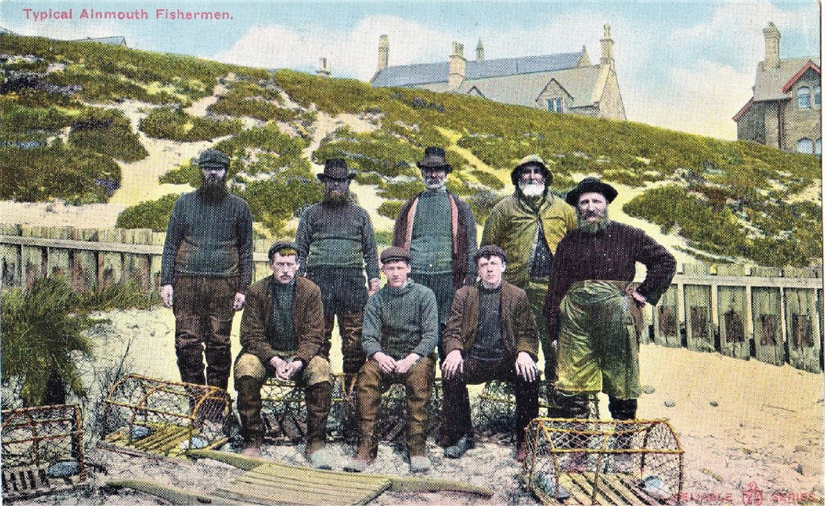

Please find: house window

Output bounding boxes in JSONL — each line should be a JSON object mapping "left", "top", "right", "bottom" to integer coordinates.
{"left": 797, "top": 86, "right": 811, "bottom": 109}
{"left": 814, "top": 86, "right": 821, "bottom": 107}
{"left": 546, "top": 98, "right": 562, "bottom": 113}
{"left": 797, "top": 138, "right": 813, "bottom": 154}
{"left": 816, "top": 138, "right": 822, "bottom": 156}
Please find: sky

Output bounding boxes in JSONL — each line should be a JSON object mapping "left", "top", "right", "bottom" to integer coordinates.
{"left": 0, "top": 0, "right": 820, "bottom": 140}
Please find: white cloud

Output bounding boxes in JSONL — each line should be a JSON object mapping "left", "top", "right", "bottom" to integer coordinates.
{"left": 213, "top": 15, "right": 453, "bottom": 80}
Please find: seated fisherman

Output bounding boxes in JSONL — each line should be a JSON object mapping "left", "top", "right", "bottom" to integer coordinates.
{"left": 440, "top": 245, "right": 540, "bottom": 462}
{"left": 344, "top": 247, "right": 439, "bottom": 474}
{"left": 233, "top": 241, "right": 332, "bottom": 469}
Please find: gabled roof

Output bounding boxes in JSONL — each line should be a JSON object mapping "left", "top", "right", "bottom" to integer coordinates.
{"left": 781, "top": 60, "right": 821, "bottom": 93}
{"left": 753, "top": 57, "right": 821, "bottom": 102}
{"left": 371, "top": 51, "right": 584, "bottom": 87}
{"left": 454, "top": 64, "right": 603, "bottom": 109}
{"left": 732, "top": 98, "right": 754, "bottom": 122}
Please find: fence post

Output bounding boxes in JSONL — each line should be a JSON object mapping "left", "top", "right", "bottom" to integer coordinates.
{"left": 784, "top": 267, "right": 822, "bottom": 373}
{"left": 0, "top": 224, "right": 22, "bottom": 288}
{"left": 71, "top": 228, "right": 98, "bottom": 293}
{"left": 21, "top": 226, "right": 47, "bottom": 288}
{"left": 751, "top": 266, "right": 784, "bottom": 366}
{"left": 97, "top": 229, "right": 124, "bottom": 290}
{"left": 46, "top": 226, "right": 73, "bottom": 278}
{"left": 716, "top": 264, "right": 749, "bottom": 360}
{"left": 683, "top": 263, "right": 714, "bottom": 352}
{"left": 653, "top": 282, "right": 681, "bottom": 348}
{"left": 122, "top": 228, "right": 153, "bottom": 292}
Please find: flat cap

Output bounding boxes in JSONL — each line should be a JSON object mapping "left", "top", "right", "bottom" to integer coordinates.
{"left": 197, "top": 149, "right": 230, "bottom": 169}
{"left": 380, "top": 246, "right": 410, "bottom": 264}
{"left": 268, "top": 240, "right": 299, "bottom": 261}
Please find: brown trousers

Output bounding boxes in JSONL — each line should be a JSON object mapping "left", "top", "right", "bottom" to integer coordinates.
{"left": 354, "top": 357, "right": 435, "bottom": 459}
{"left": 324, "top": 312, "right": 366, "bottom": 376}
{"left": 235, "top": 354, "right": 332, "bottom": 453}
{"left": 173, "top": 276, "right": 237, "bottom": 390}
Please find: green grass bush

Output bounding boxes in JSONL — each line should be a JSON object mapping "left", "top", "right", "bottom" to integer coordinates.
{"left": 69, "top": 107, "right": 147, "bottom": 162}
{"left": 139, "top": 107, "right": 243, "bottom": 141}
{"left": 0, "top": 142, "right": 121, "bottom": 203}
{"left": 377, "top": 200, "right": 403, "bottom": 220}
{"left": 115, "top": 193, "right": 179, "bottom": 231}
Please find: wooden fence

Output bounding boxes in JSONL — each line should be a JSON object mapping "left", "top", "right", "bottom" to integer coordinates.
{"left": 1, "top": 225, "right": 822, "bottom": 373}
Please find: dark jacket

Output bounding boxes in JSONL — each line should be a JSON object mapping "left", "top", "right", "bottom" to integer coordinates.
{"left": 544, "top": 221, "right": 676, "bottom": 340}
{"left": 239, "top": 275, "right": 326, "bottom": 365}
{"left": 393, "top": 191, "right": 477, "bottom": 288}
{"left": 442, "top": 280, "right": 539, "bottom": 362}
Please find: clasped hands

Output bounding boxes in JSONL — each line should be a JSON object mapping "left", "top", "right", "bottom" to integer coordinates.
{"left": 441, "top": 349, "right": 538, "bottom": 382}
{"left": 372, "top": 352, "right": 420, "bottom": 374}
{"left": 269, "top": 356, "right": 304, "bottom": 381}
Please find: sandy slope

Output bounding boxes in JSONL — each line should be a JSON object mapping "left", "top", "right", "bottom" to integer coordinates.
{"left": 10, "top": 306, "right": 823, "bottom": 506}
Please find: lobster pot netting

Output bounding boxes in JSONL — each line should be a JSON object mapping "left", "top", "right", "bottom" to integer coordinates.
{"left": 474, "top": 380, "right": 599, "bottom": 438}
{"left": 260, "top": 375, "right": 443, "bottom": 446}
{"left": 521, "top": 418, "right": 684, "bottom": 506}
{"left": 100, "top": 374, "right": 229, "bottom": 458}
{"left": 2, "top": 404, "right": 86, "bottom": 499}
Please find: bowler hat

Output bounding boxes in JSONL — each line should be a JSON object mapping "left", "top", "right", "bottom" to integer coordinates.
{"left": 198, "top": 149, "right": 230, "bottom": 169}
{"left": 565, "top": 177, "right": 618, "bottom": 206}
{"left": 510, "top": 154, "right": 551, "bottom": 186}
{"left": 474, "top": 244, "right": 508, "bottom": 264}
{"left": 416, "top": 146, "right": 452, "bottom": 173}
{"left": 317, "top": 158, "right": 356, "bottom": 181}
{"left": 380, "top": 246, "right": 410, "bottom": 264}
{"left": 268, "top": 240, "right": 299, "bottom": 261}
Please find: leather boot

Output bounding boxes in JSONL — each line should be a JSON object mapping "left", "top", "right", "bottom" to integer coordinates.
{"left": 305, "top": 381, "right": 332, "bottom": 456}
{"left": 235, "top": 375, "right": 264, "bottom": 449}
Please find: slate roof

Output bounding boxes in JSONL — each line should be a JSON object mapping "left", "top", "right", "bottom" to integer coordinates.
{"left": 371, "top": 51, "right": 584, "bottom": 88}
{"left": 753, "top": 57, "right": 821, "bottom": 102}
{"left": 455, "top": 64, "right": 603, "bottom": 109}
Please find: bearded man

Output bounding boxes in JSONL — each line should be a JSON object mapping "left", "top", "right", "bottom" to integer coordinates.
{"left": 160, "top": 148, "right": 253, "bottom": 394}
{"left": 296, "top": 158, "right": 380, "bottom": 390}
{"left": 481, "top": 154, "right": 576, "bottom": 384}
{"left": 393, "top": 147, "right": 477, "bottom": 357}
{"left": 544, "top": 177, "right": 675, "bottom": 422}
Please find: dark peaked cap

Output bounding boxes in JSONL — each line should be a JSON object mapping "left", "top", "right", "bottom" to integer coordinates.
{"left": 416, "top": 146, "right": 452, "bottom": 172}
{"left": 317, "top": 158, "right": 356, "bottom": 181}
{"left": 565, "top": 177, "right": 618, "bottom": 206}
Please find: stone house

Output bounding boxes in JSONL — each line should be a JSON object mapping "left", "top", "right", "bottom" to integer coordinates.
{"left": 369, "top": 24, "right": 626, "bottom": 120}
{"left": 734, "top": 22, "right": 821, "bottom": 155}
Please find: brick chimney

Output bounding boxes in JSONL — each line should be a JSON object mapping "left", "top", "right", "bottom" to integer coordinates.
{"left": 763, "top": 22, "right": 780, "bottom": 70}
{"left": 377, "top": 34, "right": 389, "bottom": 71}
{"left": 600, "top": 23, "right": 614, "bottom": 67}
{"left": 449, "top": 41, "right": 466, "bottom": 90}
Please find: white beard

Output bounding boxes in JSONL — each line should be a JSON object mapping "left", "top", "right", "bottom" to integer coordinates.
{"left": 519, "top": 182, "right": 545, "bottom": 197}
{"left": 424, "top": 179, "right": 446, "bottom": 191}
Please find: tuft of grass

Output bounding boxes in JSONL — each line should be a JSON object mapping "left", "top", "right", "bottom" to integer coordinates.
{"left": 139, "top": 107, "right": 243, "bottom": 141}
{"left": 69, "top": 107, "right": 147, "bottom": 162}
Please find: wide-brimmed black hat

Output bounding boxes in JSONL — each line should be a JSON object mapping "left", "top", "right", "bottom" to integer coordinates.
{"left": 565, "top": 177, "right": 618, "bottom": 206}
{"left": 198, "top": 149, "right": 230, "bottom": 169}
{"left": 317, "top": 158, "right": 356, "bottom": 181}
{"left": 267, "top": 240, "right": 299, "bottom": 261}
{"left": 474, "top": 244, "right": 508, "bottom": 264}
{"left": 416, "top": 146, "right": 452, "bottom": 173}
{"left": 510, "top": 154, "right": 552, "bottom": 186}
{"left": 380, "top": 246, "right": 411, "bottom": 264}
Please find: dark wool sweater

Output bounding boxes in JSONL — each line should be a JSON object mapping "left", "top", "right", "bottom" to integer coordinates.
{"left": 544, "top": 221, "right": 676, "bottom": 339}
{"left": 361, "top": 281, "right": 439, "bottom": 360}
{"left": 160, "top": 189, "right": 253, "bottom": 292}
{"left": 295, "top": 201, "right": 380, "bottom": 280}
